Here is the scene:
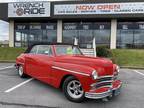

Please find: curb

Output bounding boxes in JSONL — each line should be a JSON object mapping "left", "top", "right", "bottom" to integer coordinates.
{"left": 120, "top": 66, "right": 144, "bottom": 70}
{"left": 0, "top": 61, "right": 15, "bottom": 63}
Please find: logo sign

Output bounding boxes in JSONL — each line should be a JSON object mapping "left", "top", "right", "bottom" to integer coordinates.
{"left": 8, "top": 2, "right": 50, "bottom": 17}
{"left": 54, "top": 2, "right": 144, "bottom": 15}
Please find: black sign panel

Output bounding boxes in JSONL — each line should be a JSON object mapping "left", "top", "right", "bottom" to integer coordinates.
{"left": 78, "top": 23, "right": 93, "bottom": 30}
{"left": 63, "top": 23, "right": 78, "bottom": 30}
{"left": 15, "top": 23, "right": 29, "bottom": 30}
{"left": 94, "top": 22, "right": 111, "bottom": 30}
{"left": 118, "top": 22, "right": 135, "bottom": 29}
{"left": 43, "top": 23, "right": 57, "bottom": 30}
{"left": 118, "top": 22, "right": 144, "bottom": 30}
{"left": 30, "top": 24, "right": 41, "bottom": 30}
{"left": 63, "top": 22, "right": 111, "bottom": 30}
{"left": 135, "top": 22, "right": 144, "bottom": 30}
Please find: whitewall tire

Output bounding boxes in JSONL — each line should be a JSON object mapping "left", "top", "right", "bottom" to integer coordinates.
{"left": 18, "top": 65, "right": 27, "bottom": 78}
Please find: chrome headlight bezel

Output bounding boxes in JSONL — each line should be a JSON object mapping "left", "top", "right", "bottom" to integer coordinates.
{"left": 91, "top": 70, "right": 98, "bottom": 80}
{"left": 116, "top": 65, "right": 120, "bottom": 73}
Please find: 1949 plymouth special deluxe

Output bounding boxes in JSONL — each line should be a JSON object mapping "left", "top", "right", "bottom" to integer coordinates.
{"left": 16, "top": 43, "right": 122, "bottom": 102}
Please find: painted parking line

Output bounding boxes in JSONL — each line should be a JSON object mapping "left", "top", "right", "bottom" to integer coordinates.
{"left": 5, "top": 78, "right": 34, "bottom": 93}
{"left": 0, "top": 65, "right": 14, "bottom": 71}
{"left": 133, "top": 70, "right": 144, "bottom": 77}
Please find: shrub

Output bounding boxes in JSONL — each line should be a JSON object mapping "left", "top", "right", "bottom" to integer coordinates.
{"left": 96, "top": 46, "right": 112, "bottom": 57}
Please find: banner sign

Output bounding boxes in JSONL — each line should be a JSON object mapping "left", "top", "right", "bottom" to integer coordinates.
{"left": 8, "top": 2, "right": 50, "bottom": 17}
{"left": 54, "top": 2, "right": 144, "bottom": 15}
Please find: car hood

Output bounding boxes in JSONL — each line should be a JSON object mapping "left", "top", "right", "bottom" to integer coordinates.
{"left": 55, "top": 55, "right": 114, "bottom": 76}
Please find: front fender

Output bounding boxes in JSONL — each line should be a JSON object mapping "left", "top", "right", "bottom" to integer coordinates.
{"left": 51, "top": 62, "right": 95, "bottom": 91}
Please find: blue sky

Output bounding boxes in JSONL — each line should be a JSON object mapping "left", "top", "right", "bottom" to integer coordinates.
{"left": 0, "top": 20, "right": 9, "bottom": 41}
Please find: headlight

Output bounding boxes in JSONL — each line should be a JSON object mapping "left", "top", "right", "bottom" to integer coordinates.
{"left": 116, "top": 65, "right": 120, "bottom": 73}
{"left": 91, "top": 70, "right": 98, "bottom": 80}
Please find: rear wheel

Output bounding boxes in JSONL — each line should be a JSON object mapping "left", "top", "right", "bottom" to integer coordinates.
{"left": 63, "top": 76, "right": 85, "bottom": 103}
{"left": 18, "top": 65, "right": 27, "bottom": 78}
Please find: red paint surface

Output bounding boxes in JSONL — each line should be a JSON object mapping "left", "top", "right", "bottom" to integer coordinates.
{"left": 16, "top": 45, "right": 122, "bottom": 93}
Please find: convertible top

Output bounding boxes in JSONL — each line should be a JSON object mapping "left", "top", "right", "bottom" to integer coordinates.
{"left": 25, "top": 42, "right": 77, "bottom": 53}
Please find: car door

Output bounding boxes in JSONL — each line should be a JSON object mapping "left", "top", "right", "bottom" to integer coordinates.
{"left": 34, "top": 45, "right": 54, "bottom": 84}
{"left": 25, "top": 45, "right": 54, "bottom": 84}
{"left": 25, "top": 45, "right": 39, "bottom": 77}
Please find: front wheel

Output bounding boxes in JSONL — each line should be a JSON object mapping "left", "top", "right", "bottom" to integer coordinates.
{"left": 63, "top": 76, "right": 85, "bottom": 103}
{"left": 18, "top": 65, "right": 27, "bottom": 78}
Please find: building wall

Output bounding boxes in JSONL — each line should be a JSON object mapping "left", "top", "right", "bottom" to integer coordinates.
{"left": 9, "top": 20, "right": 14, "bottom": 47}
{"left": 7, "top": 1, "right": 144, "bottom": 49}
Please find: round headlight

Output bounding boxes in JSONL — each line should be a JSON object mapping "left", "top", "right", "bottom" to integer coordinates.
{"left": 92, "top": 70, "right": 98, "bottom": 80}
{"left": 116, "top": 65, "right": 120, "bottom": 73}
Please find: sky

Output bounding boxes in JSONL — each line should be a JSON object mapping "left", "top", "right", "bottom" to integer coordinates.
{"left": 0, "top": 20, "right": 9, "bottom": 41}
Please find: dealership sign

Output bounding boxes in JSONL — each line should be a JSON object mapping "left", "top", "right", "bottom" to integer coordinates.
{"left": 54, "top": 2, "right": 144, "bottom": 15}
{"left": 8, "top": 2, "right": 50, "bottom": 17}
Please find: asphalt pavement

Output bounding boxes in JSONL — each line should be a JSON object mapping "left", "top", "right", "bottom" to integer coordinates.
{"left": 0, "top": 63, "right": 144, "bottom": 108}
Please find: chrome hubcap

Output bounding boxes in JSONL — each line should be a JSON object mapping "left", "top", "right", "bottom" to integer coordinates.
{"left": 67, "top": 80, "right": 84, "bottom": 99}
{"left": 18, "top": 66, "right": 23, "bottom": 76}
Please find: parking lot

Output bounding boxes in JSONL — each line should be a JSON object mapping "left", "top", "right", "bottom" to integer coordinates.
{"left": 0, "top": 63, "right": 144, "bottom": 108}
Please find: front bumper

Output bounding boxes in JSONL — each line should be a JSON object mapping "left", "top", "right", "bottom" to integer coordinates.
{"left": 85, "top": 80, "right": 122, "bottom": 99}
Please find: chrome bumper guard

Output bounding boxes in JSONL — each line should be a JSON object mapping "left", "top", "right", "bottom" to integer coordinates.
{"left": 85, "top": 82, "right": 122, "bottom": 99}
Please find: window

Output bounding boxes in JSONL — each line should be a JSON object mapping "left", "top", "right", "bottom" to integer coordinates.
{"left": 62, "top": 22, "right": 111, "bottom": 48}
{"left": 117, "top": 22, "right": 144, "bottom": 49}
{"left": 37, "top": 45, "right": 53, "bottom": 56}
{"left": 63, "top": 23, "right": 78, "bottom": 44}
{"left": 94, "top": 22, "right": 111, "bottom": 47}
{"left": 55, "top": 45, "right": 82, "bottom": 55}
{"left": 30, "top": 46, "right": 38, "bottom": 54}
{"left": 14, "top": 22, "right": 57, "bottom": 47}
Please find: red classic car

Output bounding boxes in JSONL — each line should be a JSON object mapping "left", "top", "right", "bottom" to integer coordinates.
{"left": 16, "top": 43, "right": 122, "bottom": 102}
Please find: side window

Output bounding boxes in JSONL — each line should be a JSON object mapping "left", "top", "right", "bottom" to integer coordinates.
{"left": 37, "top": 45, "right": 53, "bottom": 56}
{"left": 30, "top": 46, "right": 38, "bottom": 54}
{"left": 48, "top": 47, "right": 53, "bottom": 56}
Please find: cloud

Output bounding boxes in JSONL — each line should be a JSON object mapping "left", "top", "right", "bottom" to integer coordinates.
{"left": 0, "top": 20, "right": 9, "bottom": 41}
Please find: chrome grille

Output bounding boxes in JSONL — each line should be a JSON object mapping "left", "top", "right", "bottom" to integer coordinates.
{"left": 97, "top": 77, "right": 113, "bottom": 82}
{"left": 91, "top": 76, "right": 113, "bottom": 90}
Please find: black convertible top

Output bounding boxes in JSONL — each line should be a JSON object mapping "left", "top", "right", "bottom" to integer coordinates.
{"left": 25, "top": 42, "right": 77, "bottom": 53}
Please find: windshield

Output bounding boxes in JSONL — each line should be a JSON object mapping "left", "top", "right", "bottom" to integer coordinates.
{"left": 55, "top": 45, "right": 83, "bottom": 56}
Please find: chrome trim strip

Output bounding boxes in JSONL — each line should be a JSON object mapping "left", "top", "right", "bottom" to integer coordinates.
{"left": 97, "top": 75, "right": 114, "bottom": 79}
{"left": 52, "top": 66, "right": 90, "bottom": 76}
{"left": 86, "top": 81, "right": 122, "bottom": 99}
{"left": 91, "top": 80, "right": 113, "bottom": 87}
{"left": 85, "top": 90, "right": 112, "bottom": 99}
{"left": 86, "top": 89, "right": 111, "bottom": 95}
{"left": 90, "top": 85, "right": 112, "bottom": 92}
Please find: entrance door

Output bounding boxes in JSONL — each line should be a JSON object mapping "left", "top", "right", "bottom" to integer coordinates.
{"left": 78, "top": 29, "right": 93, "bottom": 49}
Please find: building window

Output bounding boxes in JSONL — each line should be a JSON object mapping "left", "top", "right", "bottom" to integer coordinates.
{"left": 63, "top": 23, "right": 78, "bottom": 44}
{"left": 14, "top": 22, "right": 57, "bottom": 47}
{"left": 15, "top": 23, "right": 29, "bottom": 47}
{"left": 42, "top": 23, "right": 57, "bottom": 43}
{"left": 117, "top": 22, "right": 144, "bottom": 49}
{"left": 78, "top": 23, "right": 93, "bottom": 48}
{"left": 94, "top": 22, "right": 111, "bottom": 48}
{"left": 63, "top": 22, "right": 111, "bottom": 49}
